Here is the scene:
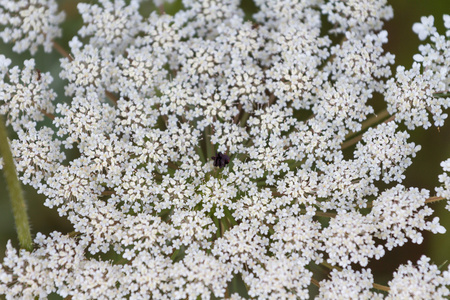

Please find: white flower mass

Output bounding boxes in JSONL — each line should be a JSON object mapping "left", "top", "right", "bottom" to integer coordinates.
{"left": 0, "top": 0, "right": 449, "bottom": 298}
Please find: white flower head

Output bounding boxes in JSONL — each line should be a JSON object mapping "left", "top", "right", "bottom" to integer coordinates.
{"left": 386, "top": 61, "right": 450, "bottom": 129}
{"left": 321, "top": 211, "right": 384, "bottom": 268}
{"left": 77, "top": 0, "right": 143, "bottom": 54}
{"left": 413, "top": 15, "right": 436, "bottom": 40}
{"left": 0, "top": 54, "right": 11, "bottom": 76}
{"left": 0, "top": 0, "right": 449, "bottom": 299}
{"left": 436, "top": 158, "right": 450, "bottom": 211}
{"left": 0, "top": 0, "right": 65, "bottom": 54}
{"left": 317, "top": 268, "right": 383, "bottom": 300}
{"left": 387, "top": 256, "right": 450, "bottom": 299}
{"left": 370, "top": 185, "right": 444, "bottom": 250}
{"left": 444, "top": 14, "right": 450, "bottom": 37}
{"left": 0, "top": 58, "right": 56, "bottom": 131}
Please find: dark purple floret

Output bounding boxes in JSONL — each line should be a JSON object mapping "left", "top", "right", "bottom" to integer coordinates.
{"left": 211, "top": 152, "right": 230, "bottom": 168}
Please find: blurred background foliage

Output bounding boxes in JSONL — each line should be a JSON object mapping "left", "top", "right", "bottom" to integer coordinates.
{"left": 0, "top": 0, "right": 449, "bottom": 295}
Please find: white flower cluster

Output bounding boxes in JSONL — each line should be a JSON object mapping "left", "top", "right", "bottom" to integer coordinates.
{"left": 0, "top": 233, "right": 126, "bottom": 299}
{"left": 318, "top": 268, "right": 383, "bottom": 300}
{"left": 0, "top": 0, "right": 65, "bottom": 54}
{"left": 0, "top": 58, "right": 56, "bottom": 131}
{"left": 386, "top": 15, "right": 450, "bottom": 129}
{"left": 321, "top": 185, "right": 446, "bottom": 268}
{"left": 318, "top": 256, "right": 450, "bottom": 300}
{"left": 436, "top": 159, "right": 450, "bottom": 211}
{"left": 0, "top": 0, "right": 449, "bottom": 298}
{"left": 387, "top": 255, "right": 450, "bottom": 299}
{"left": 77, "top": 0, "right": 143, "bottom": 55}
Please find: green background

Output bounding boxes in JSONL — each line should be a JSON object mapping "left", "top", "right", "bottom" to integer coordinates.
{"left": 0, "top": 0, "right": 449, "bottom": 296}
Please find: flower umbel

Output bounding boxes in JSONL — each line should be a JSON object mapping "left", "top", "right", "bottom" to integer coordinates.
{"left": 0, "top": 0, "right": 65, "bottom": 54}
{"left": 0, "top": 0, "right": 450, "bottom": 299}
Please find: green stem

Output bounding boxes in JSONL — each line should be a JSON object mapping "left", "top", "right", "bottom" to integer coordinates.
{"left": 321, "top": 261, "right": 340, "bottom": 271}
{"left": 239, "top": 112, "right": 250, "bottom": 128}
{"left": 314, "top": 211, "right": 337, "bottom": 218}
{"left": 433, "top": 92, "right": 450, "bottom": 98}
{"left": 52, "top": 40, "right": 71, "bottom": 60}
{"left": 224, "top": 206, "right": 238, "bottom": 226}
{"left": 213, "top": 215, "right": 221, "bottom": 238}
{"left": 425, "top": 196, "right": 446, "bottom": 204}
{"left": 341, "top": 109, "right": 391, "bottom": 150}
{"left": 195, "top": 145, "right": 206, "bottom": 164}
{"left": 0, "top": 116, "right": 32, "bottom": 251}
{"left": 372, "top": 283, "right": 390, "bottom": 292}
{"left": 205, "top": 125, "right": 214, "bottom": 161}
{"left": 221, "top": 217, "right": 229, "bottom": 233}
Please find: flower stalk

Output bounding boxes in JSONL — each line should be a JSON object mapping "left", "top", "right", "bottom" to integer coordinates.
{"left": 0, "top": 115, "right": 32, "bottom": 251}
